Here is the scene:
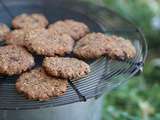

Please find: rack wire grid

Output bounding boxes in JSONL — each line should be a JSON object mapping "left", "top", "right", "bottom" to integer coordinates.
{"left": 0, "top": 0, "right": 147, "bottom": 110}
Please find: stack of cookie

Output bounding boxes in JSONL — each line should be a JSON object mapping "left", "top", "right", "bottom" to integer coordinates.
{"left": 0, "top": 13, "right": 136, "bottom": 101}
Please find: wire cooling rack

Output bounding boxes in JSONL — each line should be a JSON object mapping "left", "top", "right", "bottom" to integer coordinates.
{"left": 0, "top": 0, "right": 147, "bottom": 110}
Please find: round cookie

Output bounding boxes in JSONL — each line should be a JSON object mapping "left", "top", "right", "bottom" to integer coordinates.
{"left": 12, "top": 13, "right": 48, "bottom": 29}
{"left": 48, "top": 19, "right": 89, "bottom": 40}
{"left": 0, "top": 45, "right": 35, "bottom": 75}
{"left": 0, "top": 23, "right": 10, "bottom": 41}
{"left": 4, "top": 29, "right": 26, "bottom": 46}
{"left": 24, "top": 28, "right": 74, "bottom": 56}
{"left": 43, "top": 57, "right": 90, "bottom": 80}
{"left": 73, "top": 33, "right": 136, "bottom": 60}
{"left": 73, "top": 33, "right": 109, "bottom": 59}
{"left": 16, "top": 68, "right": 68, "bottom": 101}
{"left": 106, "top": 35, "right": 136, "bottom": 60}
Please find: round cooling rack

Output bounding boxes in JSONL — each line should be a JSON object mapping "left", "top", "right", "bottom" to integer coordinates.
{"left": 0, "top": 0, "right": 147, "bottom": 110}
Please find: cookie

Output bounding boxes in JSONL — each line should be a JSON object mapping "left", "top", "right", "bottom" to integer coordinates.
{"left": 106, "top": 35, "right": 136, "bottom": 60}
{"left": 73, "top": 33, "right": 136, "bottom": 60}
{"left": 73, "top": 33, "right": 109, "bottom": 59}
{"left": 0, "top": 45, "right": 35, "bottom": 75}
{"left": 4, "top": 29, "right": 26, "bottom": 46}
{"left": 12, "top": 13, "right": 48, "bottom": 29}
{"left": 16, "top": 68, "right": 68, "bottom": 101}
{"left": 43, "top": 57, "right": 90, "bottom": 80}
{"left": 24, "top": 28, "right": 74, "bottom": 56}
{"left": 0, "top": 23, "right": 10, "bottom": 41}
{"left": 48, "top": 19, "right": 89, "bottom": 40}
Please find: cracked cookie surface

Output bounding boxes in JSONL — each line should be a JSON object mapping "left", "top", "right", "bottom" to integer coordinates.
{"left": 73, "top": 33, "right": 136, "bottom": 60}
{"left": 12, "top": 13, "right": 48, "bottom": 29}
{"left": 16, "top": 68, "right": 68, "bottom": 101}
{"left": 43, "top": 57, "right": 90, "bottom": 80}
{"left": 24, "top": 28, "right": 74, "bottom": 56}
{"left": 0, "top": 45, "right": 35, "bottom": 75}
{"left": 4, "top": 29, "right": 27, "bottom": 46}
{"left": 48, "top": 19, "right": 89, "bottom": 40}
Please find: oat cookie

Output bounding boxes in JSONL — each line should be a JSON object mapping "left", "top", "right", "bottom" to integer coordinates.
{"left": 24, "top": 28, "right": 74, "bottom": 56}
{"left": 0, "top": 23, "right": 10, "bottom": 41}
{"left": 4, "top": 29, "right": 26, "bottom": 46}
{"left": 73, "top": 33, "right": 136, "bottom": 60}
{"left": 106, "top": 36, "right": 136, "bottom": 60}
{"left": 0, "top": 45, "right": 35, "bottom": 75}
{"left": 43, "top": 57, "right": 90, "bottom": 79}
{"left": 48, "top": 19, "right": 89, "bottom": 40}
{"left": 73, "top": 33, "right": 109, "bottom": 59}
{"left": 16, "top": 68, "right": 68, "bottom": 101}
{"left": 12, "top": 13, "right": 48, "bottom": 29}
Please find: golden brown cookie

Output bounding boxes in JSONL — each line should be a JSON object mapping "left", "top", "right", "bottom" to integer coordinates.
{"left": 48, "top": 19, "right": 89, "bottom": 40}
{"left": 4, "top": 29, "right": 26, "bottom": 46}
{"left": 43, "top": 57, "right": 90, "bottom": 80}
{"left": 12, "top": 13, "right": 48, "bottom": 29}
{"left": 0, "top": 23, "right": 10, "bottom": 41}
{"left": 73, "top": 33, "right": 109, "bottom": 59}
{"left": 24, "top": 28, "right": 74, "bottom": 56}
{"left": 73, "top": 33, "right": 136, "bottom": 60}
{"left": 0, "top": 45, "right": 35, "bottom": 75}
{"left": 16, "top": 68, "right": 68, "bottom": 101}
{"left": 106, "top": 35, "right": 136, "bottom": 60}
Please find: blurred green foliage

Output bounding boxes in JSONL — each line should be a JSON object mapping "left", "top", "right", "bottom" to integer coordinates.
{"left": 103, "top": 0, "right": 160, "bottom": 49}
{"left": 102, "top": 0, "right": 160, "bottom": 120}
{"left": 102, "top": 59, "right": 160, "bottom": 120}
{"left": 102, "top": 76, "right": 160, "bottom": 120}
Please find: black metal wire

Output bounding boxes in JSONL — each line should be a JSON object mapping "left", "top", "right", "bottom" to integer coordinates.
{"left": 68, "top": 80, "right": 86, "bottom": 102}
{"left": 0, "top": 0, "right": 14, "bottom": 18}
{"left": 0, "top": 46, "right": 143, "bottom": 110}
{"left": 0, "top": 0, "right": 147, "bottom": 110}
